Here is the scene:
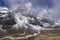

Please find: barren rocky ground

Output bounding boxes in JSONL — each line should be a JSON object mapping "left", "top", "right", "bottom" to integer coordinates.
{"left": 0, "top": 29, "right": 60, "bottom": 40}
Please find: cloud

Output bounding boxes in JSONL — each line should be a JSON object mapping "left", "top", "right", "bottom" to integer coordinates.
{"left": 48, "top": 0, "right": 60, "bottom": 20}
{"left": 2, "top": 0, "right": 60, "bottom": 20}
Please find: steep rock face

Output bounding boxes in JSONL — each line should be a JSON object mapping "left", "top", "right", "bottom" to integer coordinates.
{"left": 0, "top": 6, "right": 42, "bottom": 34}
